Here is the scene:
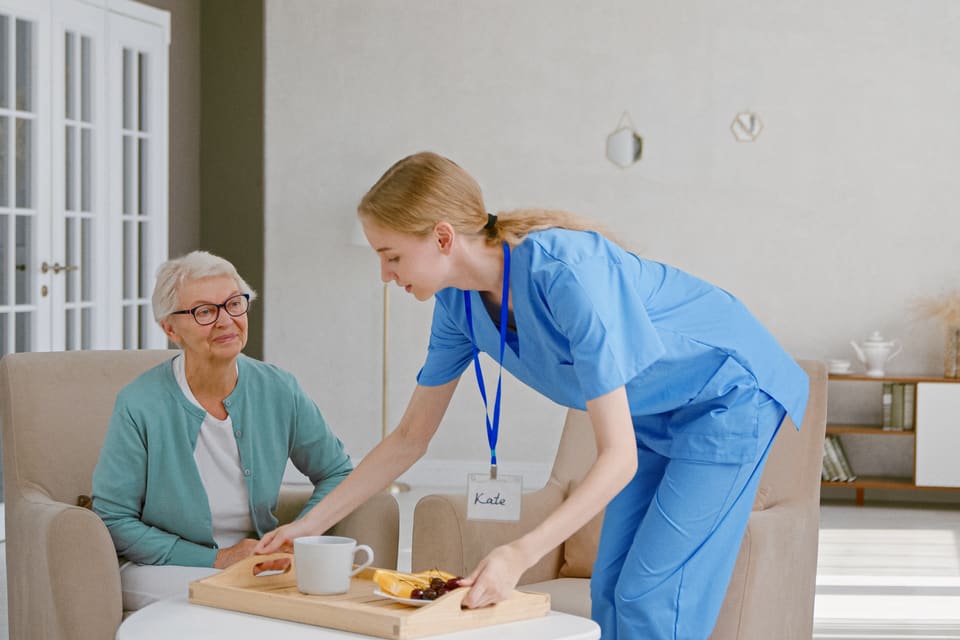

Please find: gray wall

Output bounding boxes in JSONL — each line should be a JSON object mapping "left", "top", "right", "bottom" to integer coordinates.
{"left": 138, "top": 0, "right": 201, "bottom": 258}
{"left": 199, "top": 0, "right": 265, "bottom": 359}
{"left": 263, "top": 1, "right": 960, "bottom": 496}
{"left": 139, "top": 0, "right": 265, "bottom": 359}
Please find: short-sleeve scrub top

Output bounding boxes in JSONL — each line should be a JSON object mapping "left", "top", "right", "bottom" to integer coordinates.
{"left": 417, "top": 228, "right": 808, "bottom": 465}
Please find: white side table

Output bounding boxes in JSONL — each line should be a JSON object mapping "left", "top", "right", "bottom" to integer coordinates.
{"left": 116, "top": 595, "right": 600, "bottom": 640}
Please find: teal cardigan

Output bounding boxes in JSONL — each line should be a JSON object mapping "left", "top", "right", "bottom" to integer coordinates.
{"left": 92, "top": 354, "right": 353, "bottom": 567}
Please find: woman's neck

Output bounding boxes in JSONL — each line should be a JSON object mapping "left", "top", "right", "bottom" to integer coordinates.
{"left": 457, "top": 239, "right": 513, "bottom": 308}
{"left": 456, "top": 237, "right": 508, "bottom": 304}
{"left": 183, "top": 353, "right": 238, "bottom": 410}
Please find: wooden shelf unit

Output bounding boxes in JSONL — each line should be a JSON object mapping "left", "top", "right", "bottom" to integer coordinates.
{"left": 825, "top": 372, "right": 960, "bottom": 505}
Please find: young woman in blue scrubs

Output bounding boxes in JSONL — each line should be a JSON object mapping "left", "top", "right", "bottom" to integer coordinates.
{"left": 257, "top": 151, "right": 809, "bottom": 639}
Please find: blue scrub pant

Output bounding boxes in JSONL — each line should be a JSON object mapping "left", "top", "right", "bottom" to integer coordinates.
{"left": 590, "top": 395, "right": 787, "bottom": 640}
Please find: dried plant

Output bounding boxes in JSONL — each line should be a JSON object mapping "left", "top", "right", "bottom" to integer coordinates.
{"left": 912, "top": 290, "right": 960, "bottom": 326}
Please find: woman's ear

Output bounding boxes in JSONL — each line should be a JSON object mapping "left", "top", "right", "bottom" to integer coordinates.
{"left": 434, "top": 221, "right": 455, "bottom": 254}
{"left": 159, "top": 319, "right": 182, "bottom": 345}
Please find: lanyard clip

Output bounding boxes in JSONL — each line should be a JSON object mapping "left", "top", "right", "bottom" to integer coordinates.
{"left": 490, "top": 464, "right": 498, "bottom": 480}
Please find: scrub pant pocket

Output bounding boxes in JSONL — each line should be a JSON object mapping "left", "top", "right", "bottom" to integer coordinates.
{"left": 590, "top": 393, "right": 786, "bottom": 640}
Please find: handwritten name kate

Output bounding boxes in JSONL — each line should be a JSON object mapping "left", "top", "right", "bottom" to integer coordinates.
{"left": 473, "top": 492, "right": 507, "bottom": 506}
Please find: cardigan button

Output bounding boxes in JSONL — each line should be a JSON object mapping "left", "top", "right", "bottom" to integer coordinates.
{"left": 234, "top": 430, "right": 242, "bottom": 438}
{"left": 243, "top": 469, "right": 251, "bottom": 477}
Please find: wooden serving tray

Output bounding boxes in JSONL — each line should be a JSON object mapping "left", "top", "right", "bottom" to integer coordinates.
{"left": 188, "top": 553, "right": 551, "bottom": 639}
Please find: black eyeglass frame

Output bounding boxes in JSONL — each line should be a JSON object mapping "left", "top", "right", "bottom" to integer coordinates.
{"left": 169, "top": 293, "right": 251, "bottom": 326}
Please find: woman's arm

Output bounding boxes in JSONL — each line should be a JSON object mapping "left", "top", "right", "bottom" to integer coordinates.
{"left": 460, "top": 385, "right": 637, "bottom": 607}
{"left": 92, "top": 405, "right": 218, "bottom": 567}
{"left": 255, "top": 378, "right": 460, "bottom": 553}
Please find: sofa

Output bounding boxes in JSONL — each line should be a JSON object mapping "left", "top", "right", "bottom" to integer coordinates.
{"left": 412, "top": 360, "right": 827, "bottom": 639}
{"left": 0, "top": 349, "right": 399, "bottom": 640}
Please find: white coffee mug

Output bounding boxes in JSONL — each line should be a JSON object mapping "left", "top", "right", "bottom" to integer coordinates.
{"left": 293, "top": 535, "right": 374, "bottom": 595}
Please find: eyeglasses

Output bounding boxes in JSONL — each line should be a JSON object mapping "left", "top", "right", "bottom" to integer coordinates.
{"left": 170, "top": 293, "right": 250, "bottom": 326}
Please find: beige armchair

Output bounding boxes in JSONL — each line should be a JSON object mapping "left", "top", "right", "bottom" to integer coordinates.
{"left": 412, "top": 360, "right": 826, "bottom": 639}
{"left": 1, "top": 349, "right": 399, "bottom": 640}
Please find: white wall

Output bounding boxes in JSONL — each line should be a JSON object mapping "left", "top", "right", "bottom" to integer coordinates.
{"left": 264, "top": 0, "right": 960, "bottom": 488}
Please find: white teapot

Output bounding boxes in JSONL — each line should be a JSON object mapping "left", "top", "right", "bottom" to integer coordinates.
{"left": 850, "top": 331, "right": 902, "bottom": 377}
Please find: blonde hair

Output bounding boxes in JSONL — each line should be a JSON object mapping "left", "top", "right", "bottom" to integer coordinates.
{"left": 358, "top": 151, "right": 617, "bottom": 247}
{"left": 151, "top": 250, "right": 257, "bottom": 323}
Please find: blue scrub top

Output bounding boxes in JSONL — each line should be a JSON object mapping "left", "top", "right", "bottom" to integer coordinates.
{"left": 417, "top": 229, "right": 808, "bottom": 464}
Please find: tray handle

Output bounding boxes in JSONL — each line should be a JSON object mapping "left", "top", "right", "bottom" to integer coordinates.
{"left": 214, "top": 552, "right": 297, "bottom": 590}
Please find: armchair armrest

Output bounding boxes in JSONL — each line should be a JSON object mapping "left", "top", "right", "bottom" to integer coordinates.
{"left": 275, "top": 484, "right": 400, "bottom": 571}
{"left": 10, "top": 486, "right": 121, "bottom": 640}
{"left": 712, "top": 501, "right": 819, "bottom": 640}
{"left": 328, "top": 491, "right": 400, "bottom": 571}
{"left": 412, "top": 482, "right": 567, "bottom": 585}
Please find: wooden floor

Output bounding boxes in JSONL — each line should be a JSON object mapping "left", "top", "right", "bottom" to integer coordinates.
{"left": 815, "top": 502, "right": 960, "bottom": 639}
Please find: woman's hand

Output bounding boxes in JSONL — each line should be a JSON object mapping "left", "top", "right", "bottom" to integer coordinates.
{"left": 254, "top": 518, "right": 314, "bottom": 555}
{"left": 213, "top": 538, "right": 261, "bottom": 569}
{"left": 458, "top": 542, "right": 529, "bottom": 609}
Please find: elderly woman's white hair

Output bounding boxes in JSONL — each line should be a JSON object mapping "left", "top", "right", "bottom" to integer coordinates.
{"left": 152, "top": 250, "right": 257, "bottom": 323}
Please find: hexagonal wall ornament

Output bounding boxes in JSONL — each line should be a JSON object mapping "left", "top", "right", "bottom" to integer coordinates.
{"left": 606, "top": 112, "right": 643, "bottom": 169}
{"left": 731, "top": 111, "right": 763, "bottom": 142}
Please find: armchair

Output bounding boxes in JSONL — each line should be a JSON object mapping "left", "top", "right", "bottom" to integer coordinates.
{"left": 1, "top": 349, "right": 398, "bottom": 640}
{"left": 412, "top": 360, "right": 826, "bottom": 639}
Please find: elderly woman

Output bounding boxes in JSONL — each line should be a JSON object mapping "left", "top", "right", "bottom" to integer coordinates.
{"left": 93, "top": 250, "right": 353, "bottom": 611}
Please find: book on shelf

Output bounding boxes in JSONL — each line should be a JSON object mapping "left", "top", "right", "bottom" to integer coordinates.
{"left": 887, "top": 383, "right": 905, "bottom": 430}
{"left": 822, "top": 434, "right": 857, "bottom": 482}
{"left": 881, "top": 382, "right": 915, "bottom": 431}
{"left": 831, "top": 434, "right": 857, "bottom": 481}
{"left": 902, "top": 383, "right": 915, "bottom": 430}
{"left": 881, "top": 383, "right": 893, "bottom": 429}
{"left": 822, "top": 439, "right": 842, "bottom": 481}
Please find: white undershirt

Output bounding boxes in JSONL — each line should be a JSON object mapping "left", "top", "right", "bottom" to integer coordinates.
{"left": 173, "top": 354, "right": 253, "bottom": 548}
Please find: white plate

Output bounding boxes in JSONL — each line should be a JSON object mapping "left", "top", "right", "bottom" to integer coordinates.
{"left": 372, "top": 588, "right": 431, "bottom": 607}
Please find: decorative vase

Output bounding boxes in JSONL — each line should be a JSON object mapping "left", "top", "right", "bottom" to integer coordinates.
{"left": 946, "top": 325, "right": 960, "bottom": 379}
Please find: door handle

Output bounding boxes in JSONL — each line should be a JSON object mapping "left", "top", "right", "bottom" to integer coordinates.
{"left": 41, "top": 261, "right": 80, "bottom": 274}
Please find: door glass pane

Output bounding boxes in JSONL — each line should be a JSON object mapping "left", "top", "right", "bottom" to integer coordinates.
{"left": 122, "top": 134, "right": 133, "bottom": 213}
{"left": 0, "top": 117, "right": 7, "bottom": 206}
{"left": 139, "top": 304, "right": 149, "bottom": 348}
{"left": 65, "top": 32, "right": 75, "bottom": 120}
{"left": 65, "top": 125, "right": 75, "bottom": 211}
{"left": 82, "top": 306, "right": 91, "bottom": 349}
{"left": 0, "top": 314, "right": 7, "bottom": 356}
{"left": 123, "top": 304, "right": 135, "bottom": 349}
{"left": 14, "top": 213, "right": 30, "bottom": 304}
{"left": 138, "top": 220, "right": 147, "bottom": 297}
{"left": 15, "top": 117, "right": 31, "bottom": 208}
{"left": 14, "top": 309, "right": 30, "bottom": 351}
{"left": 138, "top": 52, "right": 147, "bottom": 132}
{"left": 0, "top": 15, "right": 9, "bottom": 109}
{"left": 15, "top": 19, "right": 32, "bottom": 112}
{"left": 138, "top": 138, "right": 147, "bottom": 215}
{"left": 81, "top": 36, "right": 91, "bottom": 123}
{"left": 81, "top": 217, "right": 91, "bottom": 300}
{"left": 123, "top": 220, "right": 133, "bottom": 298}
{"left": 65, "top": 307, "right": 75, "bottom": 349}
{"left": 81, "top": 127, "right": 91, "bottom": 211}
{"left": 122, "top": 48, "right": 133, "bottom": 130}
{"left": 65, "top": 216, "right": 75, "bottom": 301}
{"left": 0, "top": 213, "right": 7, "bottom": 304}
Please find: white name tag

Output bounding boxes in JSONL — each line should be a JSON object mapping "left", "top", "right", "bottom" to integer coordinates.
{"left": 466, "top": 472, "right": 522, "bottom": 522}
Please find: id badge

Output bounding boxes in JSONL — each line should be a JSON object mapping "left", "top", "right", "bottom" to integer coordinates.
{"left": 466, "top": 470, "right": 522, "bottom": 522}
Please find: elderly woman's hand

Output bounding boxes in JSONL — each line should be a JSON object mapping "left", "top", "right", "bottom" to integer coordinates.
{"left": 214, "top": 538, "right": 261, "bottom": 569}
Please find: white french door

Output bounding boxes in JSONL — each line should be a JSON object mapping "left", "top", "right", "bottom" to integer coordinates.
{"left": 0, "top": 0, "right": 168, "bottom": 355}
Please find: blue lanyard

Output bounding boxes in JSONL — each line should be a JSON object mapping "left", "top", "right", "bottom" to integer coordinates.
{"left": 463, "top": 241, "right": 511, "bottom": 474}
